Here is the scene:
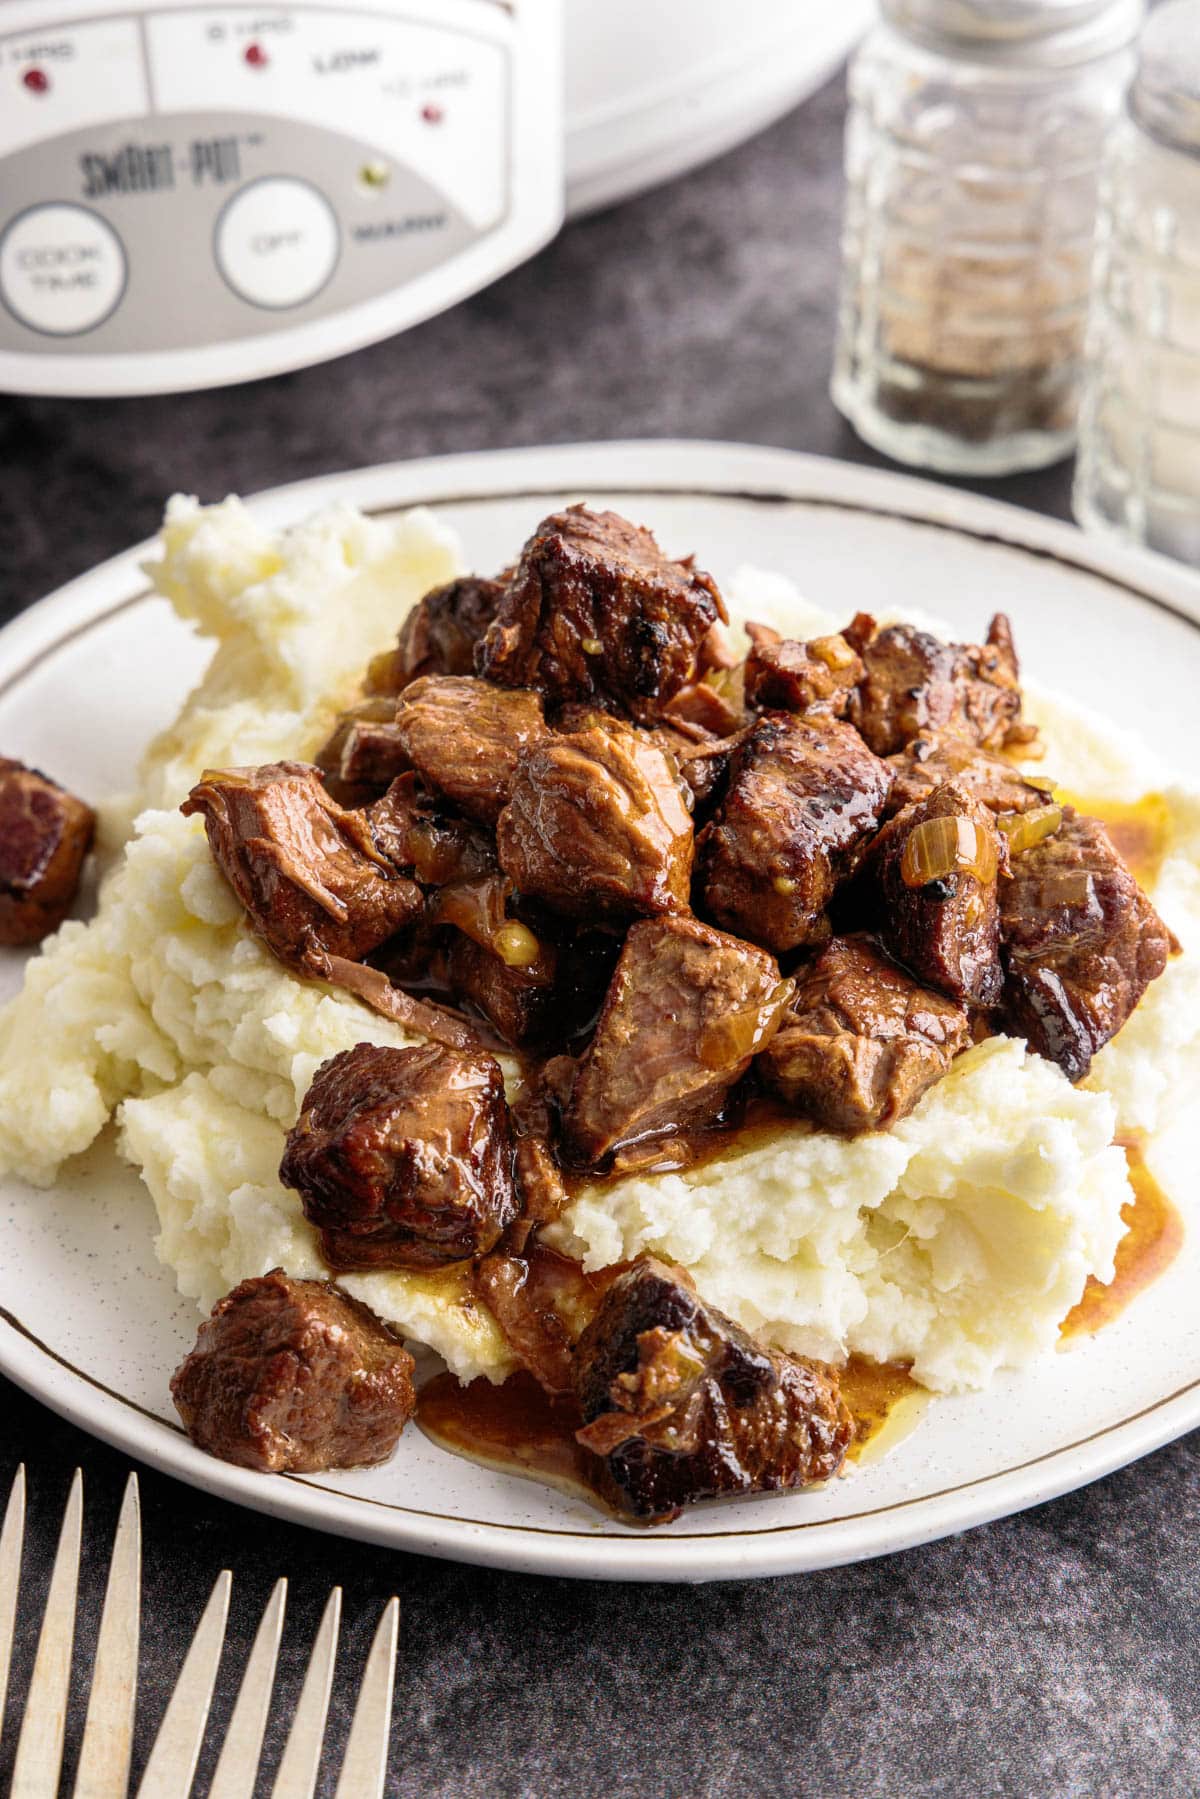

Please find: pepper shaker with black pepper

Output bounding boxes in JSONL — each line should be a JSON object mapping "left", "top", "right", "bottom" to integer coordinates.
{"left": 832, "top": 0, "right": 1142, "bottom": 476}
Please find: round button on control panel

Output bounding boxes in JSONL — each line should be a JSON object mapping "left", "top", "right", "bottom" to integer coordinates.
{"left": 215, "top": 177, "right": 340, "bottom": 311}
{"left": 0, "top": 204, "right": 127, "bottom": 337}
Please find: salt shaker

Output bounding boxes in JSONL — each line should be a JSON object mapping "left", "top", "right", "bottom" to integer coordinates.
{"left": 1074, "top": 0, "right": 1200, "bottom": 562}
{"left": 832, "top": 0, "right": 1142, "bottom": 477}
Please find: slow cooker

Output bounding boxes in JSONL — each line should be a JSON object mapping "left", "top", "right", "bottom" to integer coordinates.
{"left": 0, "top": 0, "right": 871, "bottom": 397}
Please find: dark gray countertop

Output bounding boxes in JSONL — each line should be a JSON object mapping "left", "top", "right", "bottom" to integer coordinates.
{"left": 0, "top": 72, "right": 1191, "bottom": 1799}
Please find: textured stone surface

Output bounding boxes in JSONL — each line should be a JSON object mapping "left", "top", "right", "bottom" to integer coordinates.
{"left": 0, "top": 72, "right": 1186, "bottom": 1799}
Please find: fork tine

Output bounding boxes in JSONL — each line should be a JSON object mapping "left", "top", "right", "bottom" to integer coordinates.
{"left": 0, "top": 1463, "right": 26, "bottom": 1741}
{"left": 208, "top": 1577, "right": 288, "bottom": 1799}
{"left": 332, "top": 1598, "right": 399, "bottom": 1799}
{"left": 74, "top": 1472, "right": 141, "bottom": 1799}
{"left": 136, "top": 1567, "right": 232, "bottom": 1799}
{"left": 10, "top": 1466, "right": 83, "bottom": 1799}
{"left": 270, "top": 1586, "right": 342, "bottom": 1799}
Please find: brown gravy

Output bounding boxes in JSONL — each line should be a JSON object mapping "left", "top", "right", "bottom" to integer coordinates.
{"left": 1061, "top": 1135, "right": 1183, "bottom": 1338}
{"left": 417, "top": 1370, "right": 606, "bottom": 1510}
{"left": 1059, "top": 790, "right": 1172, "bottom": 892}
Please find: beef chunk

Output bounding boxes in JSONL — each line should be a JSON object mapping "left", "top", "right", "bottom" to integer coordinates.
{"left": 560, "top": 915, "right": 793, "bottom": 1168}
{"left": 867, "top": 782, "right": 1006, "bottom": 1006}
{"left": 496, "top": 719, "right": 693, "bottom": 922}
{"left": 845, "top": 612, "right": 1030, "bottom": 756}
{"left": 759, "top": 935, "right": 969, "bottom": 1132}
{"left": 476, "top": 506, "right": 727, "bottom": 724}
{"left": 367, "top": 575, "right": 505, "bottom": 694}
{"left": 658, "top": 678, "right": 745, "bottom": 738}
{"left": 280, "top": 1043, "right": 517, "bottom": 1269}
{"left": 697, "top": 713, "right": 892, "bottom": 955}
{"left": 366, "top": 775, "right": 496, "bottom": 888}
{"left": 573, "top": 1258, "right": 852, "bottom": 1521}
{"left": 392, "top": 675, "right": 546, "bottom": 826}
{"left": 656, "top": 728, "right": 740, "bottom": 811}
{"left": 181, "top": 762, "right": 422, "bottom": 975}
{"left": 171, "top": 1269, "right": 415, "bottom": 1473}
{"left": 744, "top": 623, "right": 864, "bottom": 717}
{"left": 313, "top": 696, "right": 403, "bottom": 805}
{"left": 0, "top": 758, "right": 94, "bottom": 945}
{"left": 999, "top": 810, "right": 1172, "bottom": 1081}
{"left": 444, "top": 926, "right": 561, "bottom": 1049}
{"left": 885, "top": 731, "right": 1054, "bottom": 817}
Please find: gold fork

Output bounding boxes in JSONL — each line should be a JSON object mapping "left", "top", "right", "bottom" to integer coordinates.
{"left": 0, "top": 1465, "right": 399, "bottom": 1798}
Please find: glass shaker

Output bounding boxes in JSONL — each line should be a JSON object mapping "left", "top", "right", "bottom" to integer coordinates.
{"left": 832, "top": 0, "right": 1142, "bottom": 477}
{"left": 1074, "top": 0, "right": 1200, "bottom": 562}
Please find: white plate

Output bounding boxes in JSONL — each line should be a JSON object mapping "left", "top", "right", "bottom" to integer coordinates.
{"left": 1, "top": 441, "right": 1198, "bottom": 1583}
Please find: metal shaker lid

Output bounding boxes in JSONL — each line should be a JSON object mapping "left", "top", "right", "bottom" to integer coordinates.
{"left": 881, "top": 0, "right": 1143, "bottom": 63}
{"left": 1130, "top": 0, "right": 1200, "bottom": 154}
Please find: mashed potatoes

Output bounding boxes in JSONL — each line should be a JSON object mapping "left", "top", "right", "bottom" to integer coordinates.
{"left": 0, "top": 501, "right": 1196, "bottom": 1392}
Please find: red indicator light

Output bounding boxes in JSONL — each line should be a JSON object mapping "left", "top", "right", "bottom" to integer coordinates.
{"left": 420, "top": 101, "right": 444, "bottom": 125}
{"left": 22, "top": 67, "right": 50, "bottom": 94}
{"left": 244, "top": 42, "right": 268, "bottom": 68}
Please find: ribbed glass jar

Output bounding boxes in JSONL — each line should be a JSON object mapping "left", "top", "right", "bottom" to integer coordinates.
{"left": 832, "top": 0, "right": 1141, "bottom": 476}
{"left": 1073, "top": 0, "right": 1200, "bottom": 563}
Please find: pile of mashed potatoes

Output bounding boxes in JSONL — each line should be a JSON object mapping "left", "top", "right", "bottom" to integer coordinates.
{"left": 0, "top": 497, "right": 1197, "bottom": 1393}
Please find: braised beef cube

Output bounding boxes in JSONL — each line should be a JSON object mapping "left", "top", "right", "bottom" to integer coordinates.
{"left": 697, "top": 713, "right": 892, "bottom": 955}
{"left": 867, "top": 782, "right": 1006, "bottom": 1006}
{"left": 476, "top": 506, "right": 727, "bottom": 724}
{"left": 280, "top": 1042, "right": 517, "bottom": 1269}
{"left": 654, "top": 726, "right": 743, "bottom": 813}
{"left": 0, "top": 758, "right": 94, "bottom": 946}
{"left": 367, "top": 575, "right": 505, "bottom": 694}
{"left": 744, "top": 623, "right": 864, "bottom": 717}
{"left": 445, "top": 927, "right": 561, "bottom": 1048}
{"left": 561, "top": 915, "right": 792, "bottom": 1168}
{"left": 845, "top": 612, "right": 1029, "bottom": 756}
{"left": 181, "top": 763, "right": 422, "bottom": 976}
{"left": 313, "top": 696, "right": 402, "bottom": 805}
{"left": 497, "top": 719, "right": 693, "bottom": 923}
{"left": 171, "top": 1269, "right": 415, "bottom": 1473}
{"left": 885, "top": 730, "right": 1054, "bottom": 818}
{"left": 658, "top": 678, "right": 745, "bottom": 738}
{"left": 759, "top": 935, "right": 969, "bottom": 1132}
{"left": 366, "top": 775, "right": 496, "bottom": 888}
{"left": 573, "top": 1257, "right": 852, "bottom": 1521}
{"left": 392, "top": 675, "right": 546, "bottom": 827}
{"left": 999, "top": 810, "right": 1172, "bottom": 1082}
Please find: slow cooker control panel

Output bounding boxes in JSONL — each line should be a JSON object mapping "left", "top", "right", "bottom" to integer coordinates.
{"left": 0, "top": 0, "right": 561, "bottom": 393}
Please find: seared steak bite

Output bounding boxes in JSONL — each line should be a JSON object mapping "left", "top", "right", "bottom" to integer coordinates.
{"left": 0, "top": 758, "right": 94, "bottom": 945}
{"left": 560, "top": 915, "right": 793, "bottom": 1168}
{"left": 885, "top": 731, "right": 1053, "bottom": 818}
{"left": 744, "top": 623, "right": 864, "bottom": 717}
{"left": 760, "top": 935, "right": 969, "bottom": 1132}
{"left": 697, "top": 713, "right": 892, "bottom": 955}
{"left": 182, "top": 762, "right": 423, "bottom": 974}
{"left": 999, "top": 810, "right": 1173, "bottom": 1082}
{"left": 496, "top": 719, "right": 693, "bottom": 923}
{"left": 368, "top": 575, "right": 505, "bottom": 694}
{"left": 867, "top": 782, "right": 1006, "bottom": 1007}
{"left": 280, "top": 1043, "right": 517, "bottom": 1269}
{"left": 845, "top": 612, "right": 1030, "bottom": 756}
{"left": 392, "top": 675, "right": 546, "bottom": 827}
{"left": 171, "top": 1269, "right": 415, "bottom": 1473}
{"left": 476, "top": 506, "right": 727, "bottom": 724}
{"left": 573, "top": 1257, "right": 852, "bottom": 1521}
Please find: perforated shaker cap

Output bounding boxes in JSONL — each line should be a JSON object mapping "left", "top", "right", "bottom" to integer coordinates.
{"left": 1130, "top": 0, "right": 1200, "bottom": 153}
{"left": 881, "top": 0, "right": 1143, "bottom": 63}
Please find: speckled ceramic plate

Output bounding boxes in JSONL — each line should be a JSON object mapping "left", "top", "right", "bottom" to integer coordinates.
{"left": 2, "top": 441, "right": 1199, "bottom": 1582}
